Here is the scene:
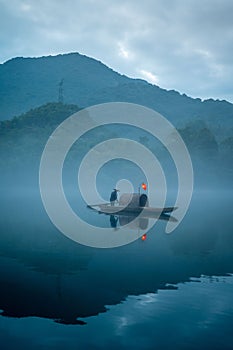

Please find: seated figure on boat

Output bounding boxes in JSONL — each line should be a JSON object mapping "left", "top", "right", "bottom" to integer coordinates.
{"left": 110, "top": 189, "right": 119, "bottom": 206}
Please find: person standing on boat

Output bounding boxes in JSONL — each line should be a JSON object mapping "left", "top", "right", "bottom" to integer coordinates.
{"left": 110, "top": 189, "right": 119, "bottom": 206}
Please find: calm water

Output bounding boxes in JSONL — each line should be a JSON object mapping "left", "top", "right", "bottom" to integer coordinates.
{"left": 0, "top": 190, "right": 233, "bottom": 349}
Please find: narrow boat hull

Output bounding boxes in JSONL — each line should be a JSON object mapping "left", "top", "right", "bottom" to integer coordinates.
{"left": 89, "top": 204, "right": 177, "bottom": 216}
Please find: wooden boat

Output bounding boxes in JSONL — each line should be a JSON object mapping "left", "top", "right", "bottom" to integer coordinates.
{"left": 97, "top": 204, "right": 177, "bottom": 216}
{"left": 87, "top": 193, "right": 177, "bottom": 218}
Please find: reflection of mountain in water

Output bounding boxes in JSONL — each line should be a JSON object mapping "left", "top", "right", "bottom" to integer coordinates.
{"left": 0, "top": 192, "right": 233, "bottom": 325}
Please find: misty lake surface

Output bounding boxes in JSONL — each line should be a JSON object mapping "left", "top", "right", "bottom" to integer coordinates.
{"left": 0, "top": 189, "right": 233, "bottom": 349}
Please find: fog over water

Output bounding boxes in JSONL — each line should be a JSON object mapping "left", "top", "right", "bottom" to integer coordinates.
{"left": 0, "top": 184, "right": 233, "bottom": 348}
{"left": 0, "top": 100, "right": 232, "bottom": 348}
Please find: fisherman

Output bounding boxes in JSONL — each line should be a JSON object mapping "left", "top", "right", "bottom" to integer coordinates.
{"left": 110, "top": 189, "right": 119, "bottom": 206}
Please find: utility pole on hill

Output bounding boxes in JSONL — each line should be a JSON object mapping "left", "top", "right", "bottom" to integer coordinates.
{"left": 58, "top": 78, "right": 64, "bottom": 103}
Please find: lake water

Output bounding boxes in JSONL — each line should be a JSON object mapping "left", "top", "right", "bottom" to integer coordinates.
{"left": 0, "top": 189, "right": 233, "bottom": 349}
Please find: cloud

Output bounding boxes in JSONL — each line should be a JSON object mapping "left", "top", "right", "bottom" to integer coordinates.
{"left": 139, "top": 70, "right": 159, "bottom": 84}
{"left": 117, "top": 42, "right": 131, "bottom": 59}
{"left": 0, "top": 0, "right": 232, "bottom": 102}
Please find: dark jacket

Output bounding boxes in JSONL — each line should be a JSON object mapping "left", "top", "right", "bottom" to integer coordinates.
{"left": 110, "top": 190, "right": 117, "bottom": 202}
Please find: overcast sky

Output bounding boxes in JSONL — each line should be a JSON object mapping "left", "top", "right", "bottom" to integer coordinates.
{"left": 0, "top": 0, "right": 233, "bottom": 102}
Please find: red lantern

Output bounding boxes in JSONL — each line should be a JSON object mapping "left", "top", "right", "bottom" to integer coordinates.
{"left": 141, "top": 183, "right": 147, "bottom": 190}
{"left": 141, "top": 234, "right": 147, "bottom": 241}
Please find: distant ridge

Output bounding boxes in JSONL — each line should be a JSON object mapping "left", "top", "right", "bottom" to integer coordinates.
{"left": 0, "top": 53, "right": 130, "bottom": 120}
{"left": 0, "top": 52, "right": 233, "bottom": 140}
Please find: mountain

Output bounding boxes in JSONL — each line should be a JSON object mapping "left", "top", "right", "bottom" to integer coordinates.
{"left": 0, "top": 52, "right": 233, "bottom": 141}
{"left": 0, "top": 53, "right": 129, "bottom": 120}
{"left": 0, "top": 53, "right": 232, "bottom": 190}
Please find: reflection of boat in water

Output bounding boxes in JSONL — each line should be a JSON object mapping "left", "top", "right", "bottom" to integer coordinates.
{"left": 88, "top": 192, "right": 178, "bottom": 229}
{"left": 109, "top": 212, "right": 177, "bottom": 229}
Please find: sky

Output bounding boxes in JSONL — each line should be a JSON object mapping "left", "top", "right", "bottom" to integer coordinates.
{"left": 0, "top": 0, "right": 233, "bottom": 102}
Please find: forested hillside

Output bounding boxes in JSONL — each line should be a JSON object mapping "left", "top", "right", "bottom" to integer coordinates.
{"left": 0, "top": 53, "right": 233, "bottom": 142}
{"left": 0, "top": 103, "right": 232, "bottom": 190}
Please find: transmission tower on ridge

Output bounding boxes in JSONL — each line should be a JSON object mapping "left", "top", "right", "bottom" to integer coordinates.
{"left": 58, "top": 78, "right": 64, "bottom": 103}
